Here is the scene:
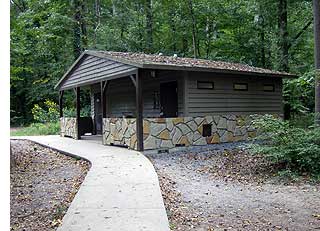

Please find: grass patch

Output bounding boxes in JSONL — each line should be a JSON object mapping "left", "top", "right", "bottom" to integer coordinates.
{"left": 11, "top": 122, "right": 60, "bottom": 136}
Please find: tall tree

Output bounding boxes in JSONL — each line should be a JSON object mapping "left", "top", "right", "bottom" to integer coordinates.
{"left": 93, "top": 0, "right": 101, "bottom": 48}
{"left": 278, "top": 0, "right": 289, "bottom": 72}
{"left": 257, "top": 3, "right": 266, "bottom": 68}
{"left": 80, "top": 0, "right": 88, "bottom": 50}
{"left": 314, "top": 0, "right": 320, "bottom": 125}
{"left": 145, "top": 0, "right": 153, "bottom": 53}
{"left": 73, "top": 0, "right": 82, "bottom": 59}
{"left": 187, "top": 0, "right": 199, "bottom": 58}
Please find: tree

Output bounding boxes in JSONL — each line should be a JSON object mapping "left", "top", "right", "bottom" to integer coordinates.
{"left": 73, "top": 0, "right": 82, "bottom": 59}
{"left": 187, "top": 0, "right": 199, "bottom": 58}
{"left": 145, "top": 0, "right": 153, "bottom": 53}
{"left": 278, "top": 0, "right": 289, "bottom": 72}
{"left": 314, "top": 0, "right": 320, "bottom": 125}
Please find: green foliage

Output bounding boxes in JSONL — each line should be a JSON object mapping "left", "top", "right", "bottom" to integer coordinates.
{"left": 283, "top": 71, "right": 315, "bottom": 115}
{"left": 250, "top": 115, "right": 320, "bottom": 175}
{"left": 289, "top": 113, "right": 315, "bottom": 129}
{"left": 31, "top": 98, "right": 91, "bottom": 121}
{"left": 10, "top": 122, "right": 60, "bottom": 136}
{"left": 31, "top": 99, "right": 59, "bottom": 123}
{"left": 62, "top": 105, "right": 91, "bottom": 117}
{"left": 276, "top": 169, "right": 301, "bottom": 182}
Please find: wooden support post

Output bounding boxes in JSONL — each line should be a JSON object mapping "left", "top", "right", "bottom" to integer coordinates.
{"left": 136, "top": 70, "right": 144, "bottom": 151}
{"left": 59, "top": 90, "right": 64, "bottom": 118}
{"left": 100, "top": 80, "right": 109, "bottom": 119}
{"left": 75, "top": 87, "right": 81, "bottom": 140}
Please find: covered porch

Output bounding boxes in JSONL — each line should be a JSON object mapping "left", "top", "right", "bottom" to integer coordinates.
{"left": 56, "top": 51, "right": 186, "bottom": 151}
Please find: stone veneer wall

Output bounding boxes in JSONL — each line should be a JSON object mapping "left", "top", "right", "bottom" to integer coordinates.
{"left": 60, "top": 117, "right": 77, "bottom": 139}
{"left": 143, "top": 115, "right": 257, "bottom": 150}
{"left": 102, "top": 118, "right": 137, "bottom": 149}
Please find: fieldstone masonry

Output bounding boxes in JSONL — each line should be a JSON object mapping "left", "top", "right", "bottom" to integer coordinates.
{"left": 102, "top": 118, "right": 137, "bottom": 149}
{"left": 100, "top": 115, "right": 258, "bottom": 150}
{"left": 142, "top": 115, "right": 257, "bottom": 150}
{"left": 60, "top": 117, "right": 77, "bottom": 139}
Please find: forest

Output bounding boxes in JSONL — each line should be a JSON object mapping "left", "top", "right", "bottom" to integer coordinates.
{"left": 10, "top": 0, "right": 316, "bottom": 125}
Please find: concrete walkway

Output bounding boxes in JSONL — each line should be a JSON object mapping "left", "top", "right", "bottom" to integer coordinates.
{"left": 12, "top": 136, "right": 169, "bottom": 231}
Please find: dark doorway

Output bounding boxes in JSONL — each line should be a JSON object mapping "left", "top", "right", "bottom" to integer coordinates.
{"left": 160, "top": 81, "right": 178, "bottom": 117}
{"left": 94, "top": 93, "right": 102, "bottom": 134}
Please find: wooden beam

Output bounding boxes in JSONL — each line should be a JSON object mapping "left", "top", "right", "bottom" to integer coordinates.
{"left": 136, "top": 70, "right": 144, "bottom": 151}
{"left": 130, "top": 75, "right": 137, "bottom": 88}
{"left": 101, "top": 80, "right": 109, "bottom": 118}
{"left": 183, "top": 71, "right": 189, "bottom": 117}
{"left": 75, "top": 87, "right": 81, "bottom": 139}
{"left": 59, "top": 90, "right": 64, "bottom": 118}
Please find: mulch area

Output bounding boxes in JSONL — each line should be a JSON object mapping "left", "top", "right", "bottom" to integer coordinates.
{"left": 10, "top": 140, "right": 90, "bottom": 231}
{"left": 148, "top": 148, "right": 320, "bottom": 231}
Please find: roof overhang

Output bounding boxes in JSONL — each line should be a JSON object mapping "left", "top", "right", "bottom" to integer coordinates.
{"left": 55, "top": 52, "right": 139, "bottom": 90}
{"left": 55, "top": 50, "right": 297, "bottom": 91}
{"left": 85, "top": 50, "right": 297, "bottom": 78}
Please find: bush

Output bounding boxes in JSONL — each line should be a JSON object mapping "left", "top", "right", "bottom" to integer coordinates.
{"left": 31, "top": 99, "right": 91, "bottom": 122}
{"left": 289, "top": 113, "right": 315, "bottom": 129}
{"left": 32, "top": 99, "right": 59, "bottom": 123}
{"left": 249, "top": 114, "right": 320, "bottom": 175}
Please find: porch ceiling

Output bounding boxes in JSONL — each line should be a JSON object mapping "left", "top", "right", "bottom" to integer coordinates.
{"left": 55, "top": 52, "right": 138, "bottom": 90}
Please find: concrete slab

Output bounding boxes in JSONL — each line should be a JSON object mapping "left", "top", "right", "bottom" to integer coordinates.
{"left": 11, "top": 135, "right": 169, "bottom": 231}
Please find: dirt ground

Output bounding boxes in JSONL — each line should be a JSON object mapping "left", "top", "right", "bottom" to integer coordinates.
{"left": 10, "top": 140, "right": 90, "bottom": 231}
{"left": 148, "top": 146, "right": 320, "bottom": 231}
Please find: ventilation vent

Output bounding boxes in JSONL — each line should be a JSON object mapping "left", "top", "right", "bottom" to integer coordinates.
{"left": 158, "top": 149, "right": 169, "bottom": 154}
{"left": 202, "top": 124, "right": 212, "bottom": 137}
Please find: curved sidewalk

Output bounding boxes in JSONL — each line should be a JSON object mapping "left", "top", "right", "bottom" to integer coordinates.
{"left": 12, "top": 135, "right": 169, "bottom": 231}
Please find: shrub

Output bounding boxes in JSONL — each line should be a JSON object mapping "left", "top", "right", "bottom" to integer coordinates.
{"left": 249, "top": 114, "right": 320, "bottom": 175}
{"left": 32, "top": 99, "right": 59, "bottom": 123}
{"left": 289, "top": 113, "right": 315, "bottom": 129}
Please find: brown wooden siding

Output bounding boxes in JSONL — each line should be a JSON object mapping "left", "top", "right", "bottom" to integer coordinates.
{"left": 142, "top": 70, "right": 184, "bottom": 117}
{"left": 61, "top": 55, "right": 137, "bottom": 90}
{"left": 185, "top": 72, "right": 283, "bottom": 116}
{"left": 90, "top": 70, "right": 283, "bottom": 118}
{"left": 90, "top": 70, "right": 184, "bottom": 118}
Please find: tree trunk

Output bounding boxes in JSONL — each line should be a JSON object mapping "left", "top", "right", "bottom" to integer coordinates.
{"left": 73, "top": 0, "right": 82, "bottom": 60}
{"left": 278, "top": 0, "right": 289, "bottom": 72}
{"left": 260, "top": 25, "right": 266, "bottom": 68}
{"left": 93, "top": 0, "right": 101, "bottom": 48}
{"left": 146, "top": 0, "right": 153, "bottom": 53}
{"left": 169, "top": 8, "right": 177, "bottom": 52}
{"left": 257, "top": 6, "right": 266, "bottom": 68}
{"left": 182, "top": 34, "right": 188, "bottom": 56}
{"left": 80, "top": 0, "right": 88, "bottom": 50}
{"left": 187, "top": 0, "right": 198, "bottom": 58}
{"left": 314, "top": 0, "right": 320, "bottom": 125}
{"left": 112, "top": 0, "right": 117, "bottom": 16}
{"left": 205, "top": 17, "right": 212, "bottom": 59}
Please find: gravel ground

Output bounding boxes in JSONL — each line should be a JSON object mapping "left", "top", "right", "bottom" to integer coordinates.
{"left": 10, "top": 140, "right": 90, "bottom": 231}
{"left": 147, "top": 143, "right": 320, "bottom": 231}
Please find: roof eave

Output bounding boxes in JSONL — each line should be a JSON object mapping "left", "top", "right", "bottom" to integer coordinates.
{"left": 54, "top": 52, "right": 88, "bottom": 90}
{"left": 141, "top": 63, "right": 297, "bottom": 78}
